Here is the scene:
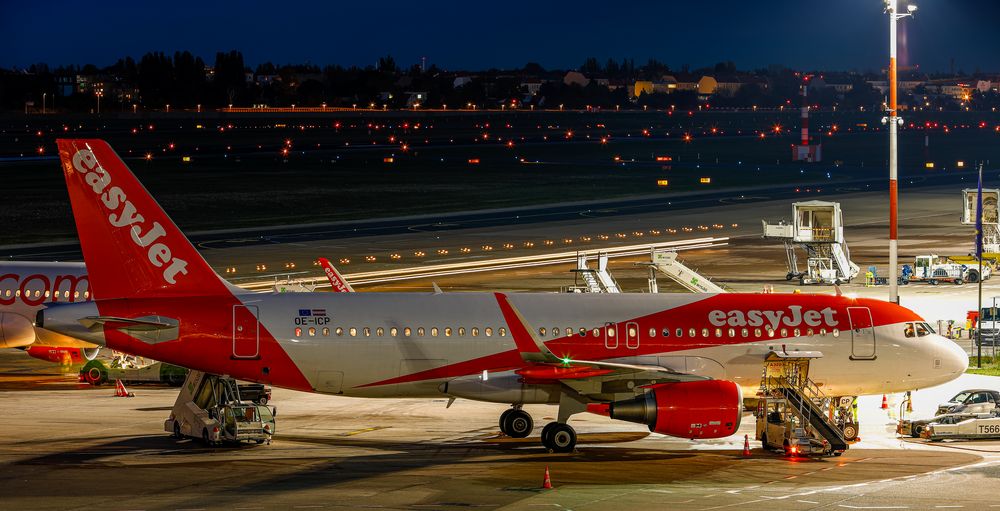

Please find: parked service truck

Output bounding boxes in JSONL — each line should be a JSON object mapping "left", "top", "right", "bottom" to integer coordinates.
{"left": 906, "top": 254, "right": 993, "bottom": 285}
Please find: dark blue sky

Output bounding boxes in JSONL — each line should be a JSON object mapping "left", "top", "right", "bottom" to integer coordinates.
{"left": 3, "top": 0, "right": 998, "bottom": 73}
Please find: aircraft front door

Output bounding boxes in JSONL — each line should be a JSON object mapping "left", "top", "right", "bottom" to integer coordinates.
{"left": 847, "top": 306, "right": 876, "bottom": 360}
{"left": 233, "top": 305, "right": 260, "bottom": 359}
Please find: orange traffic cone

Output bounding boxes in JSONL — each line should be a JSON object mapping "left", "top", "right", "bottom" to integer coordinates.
{"left": 881, "top": 394, "right": 889, "bottom": 410}
{"left": 114, "top": 379, "right": 133, "bottom": 398}
{"left": 743, "top": 434, "right": 751, "bottom": 457}
{"left": 541, "top": 466, "right": 553, "bottom": 489}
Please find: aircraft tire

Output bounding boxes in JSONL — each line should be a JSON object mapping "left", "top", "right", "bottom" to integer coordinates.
{"left": 546, "top": 423, "right": 576, "bottom": 453}
{"left": 504, "top": 409, "right": 533, "bottom": 438}
{"left": 498, "top": 409, "right": 514, "bottom": 436}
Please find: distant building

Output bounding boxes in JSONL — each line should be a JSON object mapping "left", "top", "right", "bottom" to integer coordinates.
{"left": 453, "top": 76, "right": 474, "bottom": 88}
{"left": 697, "top": 76, "right": 718, "bottom": 96}
{"left": 633, "top": 80, "right": 654, "bottom": 98}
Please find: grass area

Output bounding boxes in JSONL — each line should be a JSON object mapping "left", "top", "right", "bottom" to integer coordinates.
{"left": 967, "top": 355, "right": 1000, "bottom": 375}
{"left": 1, "top": 110, "right": 998, "bottom": 245}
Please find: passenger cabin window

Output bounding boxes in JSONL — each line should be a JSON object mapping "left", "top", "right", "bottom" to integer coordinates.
{"left": 431, "top": 327, "right": 438, "bottom": 337}
{"left": 458, "top": 327, "right": 466, "bottom": 336}
{"left": 499, "top": 327, "right": 507, "bottom": 337}
{"left": 649, "top": 328, "right": 657, "bottom": 338}
{"left": 676, "top": 328, "right": 683, "bottom": 337}
{"left": 417, "top": 327, "right": 425, "bottom": 336}
{"left": 308, "top": 327, "right": 316, "bottom": 336}
{"left": 376, "top": 327, "right": 384, "bottom": 336}
{"left": 349, "top": 327, "right": 357, "bottom": 337}
{"left": 472, "top": 327, "right": 479, "bottom": 337}
{"left": 832, "top": 329, "right": 840, "bottom": 337}
{"left": 552, "top": 327, "right": 560, "bottom": 336}
{"left": 539, "top": 327, "right": 547, "bottom": 337}
{"left": 390, "top": 327, "right": 398, "bottom": 337}
{"left": 445, "top": 327, "right": 452, "bottom": 337}
{"left": 295, "top": 327, "right": 302, "bottom": 336}
{"left": 579, "top": 328, "right": 586, "bottom": 337}
{"left": 322, "top": 327, "right": 330, "bottom": 336}
{"left": 689, "top": 328, "right": 696, "bottom": 337}
{"left": 364, "top": 327, "right": 371, "bottom": 337}
{"left": 335, "top": 327, "right": 344, "bottom": 336}
{"left": 741, "top": 328, "right": 749, "bottom": 337}
{"left": 403, "top": 327, "right": 412, "bottom": 336}
{"left": 485, "top": 327, "right": 493, "bottom": 337}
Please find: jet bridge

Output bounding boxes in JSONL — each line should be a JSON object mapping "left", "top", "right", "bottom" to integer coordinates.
{"left": 762, "top": 200, "right": 860, "bottom": 285}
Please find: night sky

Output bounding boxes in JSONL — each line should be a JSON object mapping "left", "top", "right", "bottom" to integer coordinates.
{"left": 4, "top": 0, "right": 998, "bottom": 73}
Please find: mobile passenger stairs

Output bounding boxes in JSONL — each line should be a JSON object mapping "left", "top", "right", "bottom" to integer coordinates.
{"left": 165, "top": 370, "right": 276, "bottom": 446}
{"left": 566, "top": 253, "right": 622, "bottom": 293}
{"left": 755, "top": 351, "right": 851, "bottom": 457}
{"left": 642, "top": 249, "right": 728, "bottom": 293}
{"left": 762, "top": 201, "right": 860, "bottom": 285}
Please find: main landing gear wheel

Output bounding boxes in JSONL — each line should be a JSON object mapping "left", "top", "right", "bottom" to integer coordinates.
{"left": 499, "top": 409, "right": 514, "bottom": 433}
{"left": 541, "top": 422, "right": 576, "bottom": 453}
{"left": 502, "top": 409, "right": 533, "bottom": 438}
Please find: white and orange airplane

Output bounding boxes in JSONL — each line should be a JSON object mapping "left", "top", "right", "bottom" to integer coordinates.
{"left": 38, "top": 139, "right": 968, "bottom": 452}
{"left": 0, "top": 261, "right": 101, "bottom": 365}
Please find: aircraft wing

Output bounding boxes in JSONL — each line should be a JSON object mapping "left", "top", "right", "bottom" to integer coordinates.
{"left": 494, "top": 293, "right": 709, "bottom": 397}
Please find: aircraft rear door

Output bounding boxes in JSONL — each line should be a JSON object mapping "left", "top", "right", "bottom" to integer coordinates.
{"left": 233, "top": 305, "right": 260, "bottom": 359}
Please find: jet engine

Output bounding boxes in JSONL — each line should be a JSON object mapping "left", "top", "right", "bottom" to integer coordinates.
{"left": 606, "top": 380, "right": 742, "bottom": 439}
{"left": 25, "top": 346, "right": 101, "bottom": 366}
{"left": 0, "top": 312, "right": 35, "bottom": 349}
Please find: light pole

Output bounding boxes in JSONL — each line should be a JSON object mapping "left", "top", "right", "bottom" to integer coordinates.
{"left": 885, "top": 0, "right": 916, "bottom": 304}
{"left": 42, "top": 93, "right": 47, "bottom": 114}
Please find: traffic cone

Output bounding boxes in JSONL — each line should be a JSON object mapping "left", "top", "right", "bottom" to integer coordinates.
{"left": 114, "top": 379, "right": 132, "bottom": 398}
{"left": 742, "top": 434, "right": 751, "bottom": 457}
{"left": 541, "top": 466, "right": 553, "bottom": 489}
{"left": 881, "top": 394, "right": 889, "bottom": 410}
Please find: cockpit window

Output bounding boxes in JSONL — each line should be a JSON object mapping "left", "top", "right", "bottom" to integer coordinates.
{"left": 952, "top": 392, "right": 971, "bottom": 403}
{"left": 915, "top": 323, "right": 931, "bottom": 337}
{"left": 904, "top": 323, "right": 915, "bottom": 338}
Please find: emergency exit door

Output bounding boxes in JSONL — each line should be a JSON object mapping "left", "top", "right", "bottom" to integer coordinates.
{"left": 233, "top": 305, "right": 260, "bottom": 359}
{"left": 847, "top": 306, "right": 876, "bottom": 360}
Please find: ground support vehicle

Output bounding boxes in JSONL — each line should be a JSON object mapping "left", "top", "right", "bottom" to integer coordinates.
{"left": 164, "top": 370, "right": 276, "bottom": 445}
{"left": 754, "top": 352, "right": 849, "bottom": 457}
{"left": 907, "top": 255, "right": 993, "bottom": 286}
{"left": 80, "top": 358, "right": 187, "bottom": 386}
{"left": 921, "top": 412, "right": 1000, "bottom": 441}
{"left": 898, "top": 413, "right": 978, "bottom": 438}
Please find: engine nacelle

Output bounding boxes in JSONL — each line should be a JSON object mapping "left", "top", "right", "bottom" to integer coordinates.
{"left": 0, "top": 312, "right": 36, "bottom": 349}
{"left": 25, "top": 346, "right": 100, "bottom": 366}
{"left": 608, "top": 380, "right": 742, "bottom": 439}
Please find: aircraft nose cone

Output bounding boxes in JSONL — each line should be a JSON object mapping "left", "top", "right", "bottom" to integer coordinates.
{"left": 941, "top": 337, "right": 969, "bottom": 375}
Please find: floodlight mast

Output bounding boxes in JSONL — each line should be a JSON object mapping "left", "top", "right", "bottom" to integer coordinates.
{"left": 885, "top": 0, "right": 916, "bottom": 304}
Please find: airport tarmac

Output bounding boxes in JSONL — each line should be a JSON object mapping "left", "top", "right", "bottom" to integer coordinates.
{"left": 2, "top": 347, "right": 1000, "bottom": 511}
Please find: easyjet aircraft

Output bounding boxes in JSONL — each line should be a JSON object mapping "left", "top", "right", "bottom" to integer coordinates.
{"left": 39, "top": 139, "right": 968, "bottom": 452}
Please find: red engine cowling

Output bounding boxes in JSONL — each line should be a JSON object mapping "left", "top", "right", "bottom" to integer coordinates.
{"left": 25, "top": 346, "right": 100, "bottom": 366}
{"left": 607, "top": 380, "right": 742, "bottom": 439}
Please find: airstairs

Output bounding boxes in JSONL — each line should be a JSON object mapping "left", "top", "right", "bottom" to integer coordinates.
{"left": 567, "top": 253, "right": 621, "bottom": 293}
{"left": 762, "top": 200, "right": 860, "bottom": 285}
{"left": 756, "top": 352, "right": 850, "bottom": 456}
{"left": 643, "top": 249, "right": 727, "bottom": 293}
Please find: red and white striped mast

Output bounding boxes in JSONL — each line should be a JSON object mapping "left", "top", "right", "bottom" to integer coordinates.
{"left": 886, "top": 0, "right": 916, "bottom": 304}
{"left": 800, "top": 78, "right": 810, "bottom": 146}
